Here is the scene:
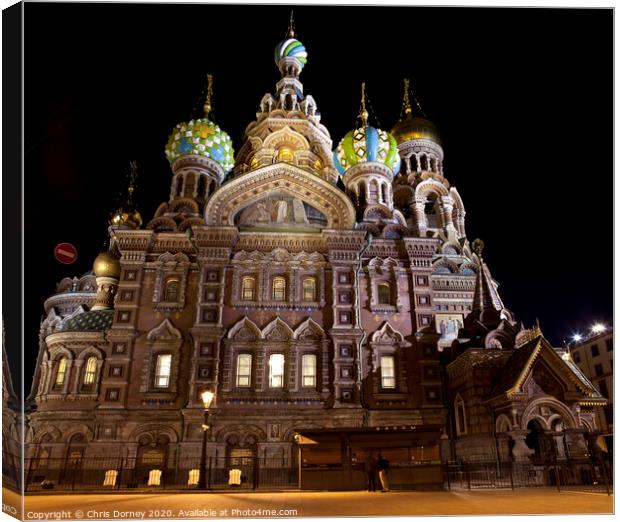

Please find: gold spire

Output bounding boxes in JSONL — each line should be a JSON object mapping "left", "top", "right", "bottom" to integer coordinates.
{"left": 127, "top": 159, "right": 137, "bottom": 202}
{"left": 203, "top": 74, "right": 213, "bottom": 118}
{"left": 403, "top": 78, "right": 412, "bottom": 116}
{"left": 360, "top": 82, "right": 369, "bottom": 127}
{"left": 110, "top": 160, "right": 142, "bottom": 230}
{"left": 287, "top": 10, "right": 295, "bottom": 38}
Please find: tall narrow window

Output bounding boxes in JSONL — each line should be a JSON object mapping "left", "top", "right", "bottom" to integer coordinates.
{"left": 55, "top": 357, "right": 67, "bottom": 386}
{"left": 378, "top": 282, "right": 391, "bottom": 305}
{"left": 164, "top": 278, "right": 179, "bottom": 302}
{"left": 269, "top": 354, "right": 285, "bottom": 388}
{"left": 302, "top": 354, "right": 316, "bottom": 387}
{"left": 380, "top": 356, "right": 395, "bottom": 389}
{"left": 455, "top": 395, "right": 467, "bottom": 435}
{"left": 272, "top": 277, "right": 286, "bottom": 301}
{"left": 154, "top": 354, "right": 172, "bottom": 388}
{"left": 241, "top": 276, "right": 256, "bottom": 301}
{"left": 236, "top": 354, "right": 252, "bottom": 387}
{"left": 83, "top": 356, "right": 97, "bottom": 385}
{"left": 303, "top": 277, "right": 316, "bottom": 301}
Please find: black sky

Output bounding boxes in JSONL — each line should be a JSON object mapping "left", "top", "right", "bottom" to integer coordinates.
{"left": 23, "top": 4, "right": 613, "bottom": 387}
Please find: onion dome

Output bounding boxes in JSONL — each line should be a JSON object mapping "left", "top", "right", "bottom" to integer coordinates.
{"left": 62, "top": 309, "right": 114, "bottom": 332}
{"left": 164, "top": 75, "right": 235, "bottom": 173}
{"left": 391, "top": 78, "right": 441, "bottom": 146}
{"left": 333, "top": 126, "right": 400, "bottom": 176}
{"left": 93, "top": 251, "right": 121, "bottom": 279}
{"left": 274, "top": 38, "right": 307, "bottom": 69}
{"left": 391, "top": 116, "right": 441, "bottom": 146}
{"left": 333, "top": 83, "right": 400, "bottom": 177}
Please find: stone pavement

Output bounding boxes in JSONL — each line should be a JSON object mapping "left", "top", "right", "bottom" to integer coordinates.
{"left": 2, "top": 487, "right": 614, "bottom": 520}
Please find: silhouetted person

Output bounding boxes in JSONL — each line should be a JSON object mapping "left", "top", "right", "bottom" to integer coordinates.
{"left": 365, "top": 454, "right": 378, "bottom": 492}
{"left": 377, "top": 453, "right": 390, "bottom": 492}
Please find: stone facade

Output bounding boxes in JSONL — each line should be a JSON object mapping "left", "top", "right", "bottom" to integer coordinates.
{"left": 24, "top": 26, "right": 606, "bottom": 490}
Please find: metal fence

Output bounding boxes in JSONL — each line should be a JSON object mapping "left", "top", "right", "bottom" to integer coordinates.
{"left": 444, "top": 457, "right": 613, "bottom": 495}
{"left": 20, "top": 455, "right": 298, "bottom": 492}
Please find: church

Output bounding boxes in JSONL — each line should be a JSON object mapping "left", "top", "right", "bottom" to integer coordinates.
{"left": 22, "top": 22, "right": 606, "bottom": 491}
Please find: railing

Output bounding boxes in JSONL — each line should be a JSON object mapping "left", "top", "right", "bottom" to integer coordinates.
{"left": 444, "top": 457, "right": 613, "bottom": 495}
{"left": 17, "top": 455, "right": 298, "bottom": 492}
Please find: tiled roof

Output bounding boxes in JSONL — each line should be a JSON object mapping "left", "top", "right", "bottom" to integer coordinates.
{"left": 488, "top": 337, "right": 540, "bottom": 398}
{"left": 62, "top": 310, "right": 114, "bottom": 332}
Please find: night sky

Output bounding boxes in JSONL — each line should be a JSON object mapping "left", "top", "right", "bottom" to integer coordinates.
{"left": 23, "top": 4, "right": 613, "bottom": 389}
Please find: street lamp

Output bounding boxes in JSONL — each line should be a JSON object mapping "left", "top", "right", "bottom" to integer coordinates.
{"left": 198, "top": 388, "right": 215, "bottom": 490}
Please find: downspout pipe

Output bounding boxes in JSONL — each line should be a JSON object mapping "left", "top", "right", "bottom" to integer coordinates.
{"left": 355, "top": 232, "right": 373, "bottom": 424}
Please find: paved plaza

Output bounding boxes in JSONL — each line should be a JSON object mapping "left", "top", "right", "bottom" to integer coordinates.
{"left": 2, "top": 487, "right": 614, "bottom": 520}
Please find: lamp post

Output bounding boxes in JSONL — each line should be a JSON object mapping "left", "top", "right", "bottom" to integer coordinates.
{"left": 198, "top": 388, "right": 215, "bottom": 490}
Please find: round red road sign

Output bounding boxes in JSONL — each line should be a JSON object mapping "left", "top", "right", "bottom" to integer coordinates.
{"left": 54, "top": 243, "right": 78, "bottom": 264}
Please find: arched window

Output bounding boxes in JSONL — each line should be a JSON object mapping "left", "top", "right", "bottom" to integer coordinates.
{"left": 164, "top": 278, "right": 179, "bottom": 302}
{"left": 410, "top": 155, "right": 419, "bottom": 172}
{"left": 358, "top": 183, "right": 366, "bottom": 206}
{"left": 302, "top": 277, "right": 316, "bottom": 301}
{"left": 420, "top": 154, "right": 428, "bottom": 171}
{"left": 83, "top": 356, "right": 97, "bottom": 385}
{"left": 236, "top": 354, "right": 252, "bottom": 387}
{"left": 381, "top": 183, "right": 388, "bottom": 205}
{"left": 455, "top": 395, "right": 467, "bottom": 435}
{"left": 302, "top": 354, "right": 316, "bottom": 387}
{"left": 378, "top": 282, "right": 391, "bottom": 305}
{"left": 380, "top": 356, "right": 396, "bottom": 389}
{"left": 196, "top": 174, "right": 206, "bottom": 200}
{"left": 175, "top": 176, "right": 183, "bottom": 196}
{"left": 269, "top": 354, "right": 285, "bottom": 388}
{"left": 272, "top": 277, "right": 286, "bottom": 301}
{"left": 368, "top": 180, "right": 379, "bottom": 201}
{"left": 242, "top": 276, "right": 256, "bottom": 301}
{"left": 55, "top": 357, "right": 67, "bottom": 386}
{"left": 154, "top": 354, "right": 172, "bottom": 388}
{"left": 430, "top": 157, "right": 437, "bottom": 172}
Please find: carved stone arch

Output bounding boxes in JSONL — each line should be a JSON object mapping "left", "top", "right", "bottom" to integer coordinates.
{"left": 495, "top": 413, "right": 512, "bottom": 433}
{"left": 269, "top": 248, "right": 292, "bottom": 263}
{"left": 415, "top": 178, "right": 450, "bottom": 198}
{"left": 371, "top": 322, "right": 405, "bottom": 344}
{"left": 392, "top": 209, "right": 408, "bottom": 228}
{"left": 146, "top": 216, "right": 178, "bottom": 232}
{"left": 49, "top": 346, "right": 74, "bottom": 361}
{"left": 442, "top": 241, "right": 462, "bottom": 255}
{"left": 178, "top": 217, "right": 205, "bottom": 232}
{"left": 169, "top": 197, "right": 200, "bottom": 215}
{"left": 293, "top": 317, "right": 325, "bottom": 340}
{"left": 580, "top": 418, "right": 594, "bottom": 431}
{"left": 393, "top": 185, "right": 415, "bottom": 209}
{"left": 78, "top": 275, "right": 96, "bottom": 292}
{"left": 363, "top": 204, "right": 392, "bottom": 221}
{"left": 128, "top": 423, "right": 180, "bottom": 443}
{"left": 147, "top": 319, "right": 183, "bottom": 343}
{"left": 262, "top": 125, "right": 310, "bottom": 152}
{"left": 204, "top": 163, "right": 356, "bottom": 229}
{"left": 459, "top": 262, "right": 478, "bottom": 275}
{"left": 520, "top": 397, "right": 578, "bottom": 430}
{"left": 227, "top": 317, "right": 261, "bottom": 341}
{"left": 154, "top": 202, "right": 169, "bottom": 218}
{"left": 76, "top": 346, "right": 105, "bottom": 361}
{"left": 157, "top": 252, "right": 190, "bottom": 266}
{"left": 61, "top": 305, "right": 88, "bottom": 326}
{"left": 34, "top": 426, "right": 62, "bottom": 443}
{"left": 262, "top": 317, "right": 294, "bottom": 341}
{"left": 56, "top": 277, "right": 74, "bottom": 293}
{"left": 62, "top": 425, "right": 93, "bottom": 443}
{"left": 450, "top": 186, "right": 465, "bottom": 211}
{"left": 355, "top": 222, "right": 381, "bottom": 236}
{"left": 432, "top": 258, "right": 459, "bottom": 274}
{"left": 214, "top": 423, "right": 267, "bottom": 444}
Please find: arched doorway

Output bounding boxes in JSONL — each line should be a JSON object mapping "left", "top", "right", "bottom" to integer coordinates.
{"left": 135, "top": 434, "right": 170, "bottom": 487}
{"left": 61, "top": 433, "right": 86, "bottom": 486}
{"left": 525, "top": 420, "right": 556, "bottom": 464}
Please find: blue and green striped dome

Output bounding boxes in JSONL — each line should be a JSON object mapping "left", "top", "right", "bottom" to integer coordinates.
{"left": 333, "top": 126, "right": 401, "bottom": 177}
{"left": 274, "top": 38, "right": 307, "bottom": 69}
{"left": 165, "top": 118, "right": 235, "bottom": 173}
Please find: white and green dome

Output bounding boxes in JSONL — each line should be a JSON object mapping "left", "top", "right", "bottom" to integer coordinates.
{"left": 165, "top": 118, "right": 235, "bottom": 173}
{"left": 274, "top": 38, "right": 307, "bottom": 69}
{"left": 333, "top": 126, "right": 401, "bottom": 177}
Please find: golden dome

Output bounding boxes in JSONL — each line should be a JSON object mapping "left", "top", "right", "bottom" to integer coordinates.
{"left": 391, "top": 116, "right": 442, "bottom": 146}
{"left": 110, "top": 208, "right": 143, "bottom": 229}
{"left": 93, "top": 251, "right": 121, "bottom": 279}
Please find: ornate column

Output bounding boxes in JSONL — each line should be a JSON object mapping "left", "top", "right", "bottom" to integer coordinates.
{"left": 412, "top": 196, "right": 427, "bottom": 236}
{"left": 71, "top": 360, "right": 84, "bottom": 394}
{"left": 507, "top": 429, "right": 534, "bottom": 462}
